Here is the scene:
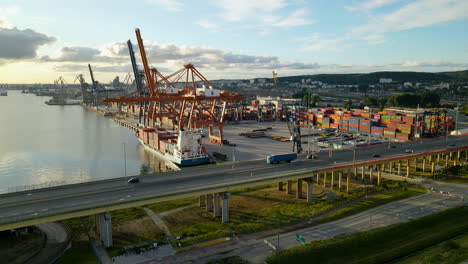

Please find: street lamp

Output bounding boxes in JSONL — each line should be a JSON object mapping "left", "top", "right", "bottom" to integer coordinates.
{"left": 123, "top": 142, "right": 127, "bottom": 177}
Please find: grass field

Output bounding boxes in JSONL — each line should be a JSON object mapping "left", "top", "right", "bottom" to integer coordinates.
{"left": 397, "top": 231, "right": 468, "bottom": 264}
{"left": 266, "top": 206, "right": 468, "bottom": 264}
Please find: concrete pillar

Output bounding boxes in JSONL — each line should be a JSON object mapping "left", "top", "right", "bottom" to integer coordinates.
{"left": 277, "top": 182, "right": 284, "bottom": 191}
{"left": 377, "top": 165, "right": 382, "bottom": 185}
{"left": 199, "top": 195, "right": 206, "bottom": 207}
{"left": 361, "top": 167, "right": 365, "bottom": 181}
{"left": 316, "top": 173, "right": 320, "bottom": 184}
{"left": 406, "top": 160, "right": 410, "bottom": 178}
{"left": 306, "top": 178, "right": 313, "bottom": 202}
{"left": 437, "top": 154, "right": 440, "bottom": 163}
{"left": 431, "top": 158, "right": 436, "bottom": 174}
{"left": 213, "top": 193, "right": 221, "bottom": 217}
{"left": 221, "top": 192, "right": 230, "bottom": 223}
{"left": 338, "top": 171, "right": 343, "bottom": 191}
{"left": 414, "top": 158, "right": 418, "bottom": 171}
{"left": 454, "top": 151, "right": 459, "bottom": 166}
{"left": 354, "top": 167, "right": 358, "bottom": 179}
{"left": 331, "top": 171, "right": 335, "bottom": 189}
{"left": 445, "top": 154, "right": 449, "bottom": 168}
{"left": 398, "top": 161, "right": 401, "bottom": 176}
{"left": 296, "top": 179, "right": 303, "bottom": 199}
{"left": 369, "top": 166, "right": 374, "bottom": 182}
{"left": 323, "top": 173, "right": 327, "bottom": 188}
{"left": 422, "top": 158, "right": 426, "bottom": 172}
{"left": 206, "top": 194, "right": 213, "bottom": 212}
{"left": 346, "top": 170, "right": 351, "bottom": 193}
{"left": 95, "top": 212, "right": 112, "bottom": 248}
{"left": 287, "top": 181, "right": 293, "bottom": 194}
{"left": 389, "top": 162, "right": 394, "bottom": 174}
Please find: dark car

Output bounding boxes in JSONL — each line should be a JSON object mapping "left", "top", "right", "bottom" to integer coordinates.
{"left": 307, "top": 153, "right": 318, "bottom": 159}
{"left": 127, "top": 177, "right": 139, "bottom": 184}
{"left": 448, "top": 144, "right": 456, "bottom": 147}
{"left": 372, "top": 154, "right": 381, "bottom": 158}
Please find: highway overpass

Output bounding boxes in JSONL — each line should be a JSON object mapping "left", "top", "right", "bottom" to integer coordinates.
{"left": 0, "top": 135, "right": 467, "bottom": 247}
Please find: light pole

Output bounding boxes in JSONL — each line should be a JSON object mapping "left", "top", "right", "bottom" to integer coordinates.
{"left": 455, "top": 103, "right": 459, "bottom": 135}
{"left": 123, "top": 142, "right": 127, "bottom": 177}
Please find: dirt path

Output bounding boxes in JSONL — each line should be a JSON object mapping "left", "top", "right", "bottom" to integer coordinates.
{"left": 144, "top": 207, "right": 174, "bottom": 240}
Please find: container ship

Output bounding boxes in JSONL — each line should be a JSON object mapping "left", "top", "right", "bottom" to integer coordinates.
{"left": 137, "top": 127, "right": 209, "bottom": 166}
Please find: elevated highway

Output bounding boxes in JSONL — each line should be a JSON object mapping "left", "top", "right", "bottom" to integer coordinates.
{"left": 0, "top": 135, "right": 467, "bottom": 245}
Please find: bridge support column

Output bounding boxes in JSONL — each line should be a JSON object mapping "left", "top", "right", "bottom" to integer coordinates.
{"left": 346, "top": 169, "right": 351, "bottom": 194}
{"left": 277, "top": 182, "right": 284, "bottom": 191}
{"left": 338, "top": 172, "right": 343, "bottom": 192}
{"left": 306, "top": 178, "right": 313, "bottom": 202}
{"left": 389, "top": 162, "right": 394, "bottom": 174}
{"left": 406, "top": 160, "right": 410, "bottom": 178}
{"left": 422, "top": 158, "right": 426, "bottom": 173}
{"left": 361, "top": 167, "right": 365, "bottom": 181}
{"left": 323, "top": 173, "right": 327, "bottom": 188}
{"left": 213, "top": 193, "right": 221, "bottom": 217}
{"left": 286, "top": 181, "right": 293, "bottom": 195}
{"left": 431, "top": 157, "right": 436, "bottom": 174}
{"left": 199, "top": 195, "right": 206, "bottom": 207}
{"left": 221, "top": 192, "right": 230, "bottom": 223}
{"left": 414, "top": 158, "right": 418, "bottom": 171}
{"left": 369, "top": 166, "right": 374, "bottom": 183}
{"left": 206, "top": 194, "right": 213, "bottom": 212}
{"left": 354, "top": 167, "right": 358, "bottom": 179}
{"left": 445, "top": 154, "right": 449, "bottom": 169}
{"left": 331, "top": 171, "right": 335, "bottom": 189}
{"left": 398, "top": 162, "right": 401, "bottom": 176}
{"left": 95, "top": 212, "right": 112, "bottom": 248}
{"left": 437, "top": 154, "right": 440, "bottom": 163}
{"left": 296, "top": 179, "right": 303, "bottom": 199}
{"left": 454, "top": 151, "right": 460, "bottom": 166}
{"left": 316, "top": 173, "right": 320, "bottom": 184}
{"left": 377, "top": 165, "right": 382, "bottom": 185}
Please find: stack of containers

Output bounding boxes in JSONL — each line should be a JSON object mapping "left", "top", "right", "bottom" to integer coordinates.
{"left": 371, "top": 126, "right": 384, "bottom": 137}
{"left": 359, "top": 119, "right": 371, "bottom": 134}
{"left": 322, "top": 117, "right": 331, "bottom": 128}
{"left": 339, "top": 119, "right": 349, "bottom": 131}
{"left": 384, "top": 127, "right": 396, "bottom": 138}
{"left": 349, "top": 117, "right": 360, "bottom": 133}
{"left": 316, "top": 113, "right": 323, "bottom": 126}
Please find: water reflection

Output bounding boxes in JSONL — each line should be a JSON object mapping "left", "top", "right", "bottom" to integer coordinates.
{"left": 0, "top": 91, "right": 171, "bottom": 193}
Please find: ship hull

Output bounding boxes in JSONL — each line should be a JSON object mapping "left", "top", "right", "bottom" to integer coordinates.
{"left": 137, "top": 139, "right": 209, "bottom": 167}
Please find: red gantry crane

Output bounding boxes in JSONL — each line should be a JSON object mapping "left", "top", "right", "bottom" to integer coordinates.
{"left": 103, "top": 28, "right": 244, "bottom": 144}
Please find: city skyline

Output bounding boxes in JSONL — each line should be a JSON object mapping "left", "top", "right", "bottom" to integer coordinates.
{"left": 0, "top": 0, "right": 467, "bottom": 83}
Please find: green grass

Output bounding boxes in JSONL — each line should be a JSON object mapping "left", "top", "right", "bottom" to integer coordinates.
{"left": 397, "top": 232, "right": 468, "bottom": 264}
{"left": 164, "top": 181, "right": 423, "bottom": 246}
{"left": 146, "top": 197, "right": 198, "bottom": 213}
{"left": 266, "top": 206, "right": 468, "bottom": 264}
{"left": 55, "top": 241, "right": 97, "bottom": 264}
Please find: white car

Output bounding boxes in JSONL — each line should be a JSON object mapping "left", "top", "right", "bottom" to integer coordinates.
{"left": 405, "top": 149, "right": 414, "bottom": 153}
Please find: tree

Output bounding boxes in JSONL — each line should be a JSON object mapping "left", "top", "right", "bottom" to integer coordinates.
{"left": 310, "top": 95, "right": 321, "bottom": 107}
{"left": 343, "top": 99, "right": 353, "bottom": 110}
{"left": 358, "top": 85, "right": 369, "bottom": 94}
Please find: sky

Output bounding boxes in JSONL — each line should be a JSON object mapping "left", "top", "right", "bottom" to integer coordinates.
{"left": 0, "top": 0, "right": 467, "bottom": 84}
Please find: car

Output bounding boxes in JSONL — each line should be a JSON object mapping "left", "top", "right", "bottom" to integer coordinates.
{"left": 390, "top": 145, "right": 396, "bottom": 148}
{"left": 405, "top": 149, "right": 414, "bottom": 153}
{"left": 127, "top": 177, "right": 139, "bottom": 184}
{"left": 372, "top": 154, "right": 381, "bottom": 158}
{"left": 448, "top": 144, "right": 456, "bottom": 147}
{"left": 307, "top": 153, "right": 318, "bottom": 159}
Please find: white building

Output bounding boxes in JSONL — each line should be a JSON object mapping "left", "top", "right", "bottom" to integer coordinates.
{"left": 379, "top": 78, "right": 392, "bottom": 84}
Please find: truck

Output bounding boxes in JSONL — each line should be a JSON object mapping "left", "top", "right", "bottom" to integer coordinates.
{"left": 266, "top": 153, "right": 298, "bottom": 164}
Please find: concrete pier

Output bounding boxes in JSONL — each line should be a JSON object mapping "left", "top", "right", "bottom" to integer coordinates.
{"left": 222, "top": 192, "right": 230, "bottom": 223}
{"left": 398, "top": 161, "right": 401, "bottom": 176}
{"left": 346, "top": 170, "right": 350, "bottom": 193}
{"left": 277, "top": 182, "right": 284, "bottom": 191}
{"left": 296, "top": 179, "right": 303, "bottom": 199}
{"left": 361, "top": 167, "right": 365, "bottom": 181}
{"left": 306, "top": 178, "right": 313, "bottom": 202}
{"left": 213, "top": 193, "right": 221, "bottom": 217}
{"left": 95, "top": 212, "right": 112, "bottom": 248}
{"left": 377, "top": 165, "right": 382, "bottom": 185}
{"left": 206, "top": 194, "right": 213, "bottom": 212}
{"left": 338, "top": 171, "right": 342, "bottom": 192}
{"left": 331, "top": 171, "right": 335, "bottom": 189}
{"left": 406, "top": 160, "right": 410, "bottom": 177}
{"left": 422, "top": 158, "right": 426, "bottom": 172}
{"left": 286, "top": 180, "right": 293, "bottom": 194}
{"left": 323, "top": 173, "right": 327, "bottom": 188}
{"left": 369, "top": 166, "right": 374, "bottom": 182}
{"left": 199, "top": 195, "right": 206, "bottom": 207}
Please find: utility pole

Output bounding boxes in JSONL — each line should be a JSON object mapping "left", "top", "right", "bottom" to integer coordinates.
{"left": 123, "top": 142, "right": 127, "bottom": 177}
{"left": 455, "top": 103, "right": 459, "bottom": 135}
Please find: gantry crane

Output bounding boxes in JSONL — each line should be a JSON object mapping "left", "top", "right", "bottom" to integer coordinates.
{"left": 103, "top": 28, "right": 244, "bottom": 144}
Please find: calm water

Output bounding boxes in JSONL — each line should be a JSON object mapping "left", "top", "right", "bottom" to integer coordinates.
{"left": 0, "top": 91, "right": 169, "bottom": 194}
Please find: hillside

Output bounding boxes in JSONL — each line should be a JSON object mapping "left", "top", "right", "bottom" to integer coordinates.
{"left": 270, "top": 70, "right": 468, "bottom": 85}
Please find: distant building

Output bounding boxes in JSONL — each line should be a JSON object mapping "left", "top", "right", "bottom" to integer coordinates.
{"left": 404, "top": 82, "right": 412, "bottom": 87}
{"left": 249, "top": 79, "right": 255, "bottom": 84}
{"left": 257, "top": 78, "right": 266, "bottom": 83}
{"left": 379, "top": 78, "right": 392, "bottom": 84}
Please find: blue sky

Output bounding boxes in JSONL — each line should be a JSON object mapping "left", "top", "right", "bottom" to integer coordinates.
{"left": 0, "top": 0, "right": 467, "bottom": 83}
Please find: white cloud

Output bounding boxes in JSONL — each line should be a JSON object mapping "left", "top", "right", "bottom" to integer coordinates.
{"left": 197, "top": 20, "right": 219, "bottom": 31}
{"left": 0, "top": 6, "right": 19, "bottom": 15}
{"left": 352, "top": 0, "right": 468, "bottom": 39}
{"left": 216, "top": 0, "right": 287, "bottom": 22}
{"left": 345, "top": 0, "right": 401, "bottom": 12}
{"left": 145, "top": 0, "right": 183, "bottom": 12}
{"left": 400, "top": 61, "right": 468, "bottom": 68}
{"left": 272, "top": 8, "right": 314, "bottom": 27}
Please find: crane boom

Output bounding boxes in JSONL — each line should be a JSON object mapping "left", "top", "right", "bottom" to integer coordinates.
{"left": 127, "top": 40, "right": 143, "bottom": 91}
{"left": 135, "top": 28, "right": 155, "bottom": 95}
